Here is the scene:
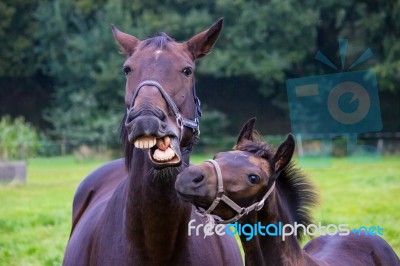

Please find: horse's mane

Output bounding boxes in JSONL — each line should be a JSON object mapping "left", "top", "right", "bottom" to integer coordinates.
{"left": 139, "top": 33, "right": 174, "bottom": 51}
{"left": 119, "top": 113, "right": 134, "bottom": 171}
{"left": 235, "top": 132, "right": 319, "bottom": 240}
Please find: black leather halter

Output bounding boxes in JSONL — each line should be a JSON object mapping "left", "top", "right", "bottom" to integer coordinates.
{"left": 126, "top": 80, "right": 201, "bottom": 151}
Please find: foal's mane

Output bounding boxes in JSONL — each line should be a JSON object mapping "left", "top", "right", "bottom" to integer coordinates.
{"left": 236, "top": 132, "right": 319, "bottom": 239}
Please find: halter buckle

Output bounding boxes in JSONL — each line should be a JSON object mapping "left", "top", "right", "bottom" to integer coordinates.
{"left": 255, "top": 201, "right": 265, "bottom": 211}
{"left": 176, "top": 114, "right": 184, "bottom": 136}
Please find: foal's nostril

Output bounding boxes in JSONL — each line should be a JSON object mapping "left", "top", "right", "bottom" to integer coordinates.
{"left": 193, "top": 174, "right": 204, "bottom": 184}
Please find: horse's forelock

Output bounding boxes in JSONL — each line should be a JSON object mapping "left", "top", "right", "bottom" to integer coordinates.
{"left": 235, "top": 134, "right": 274, "bottom": 161}
{"left": 139, "top": 33, "right": 175, "bottom": 51}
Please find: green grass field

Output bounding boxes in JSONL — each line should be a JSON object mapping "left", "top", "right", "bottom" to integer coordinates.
{"left": 0, "top": 155, "right": 399, "bottom": 265}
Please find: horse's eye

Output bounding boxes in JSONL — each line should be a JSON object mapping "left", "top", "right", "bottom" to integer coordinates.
{"left": 123, "top": 66, "right": 131, "bottom": 76}
{"left": 182, "top": 67, "right": 193, "bottom": 76}
{"left": 248, "top": 175, "right": 260, "bottom": 184}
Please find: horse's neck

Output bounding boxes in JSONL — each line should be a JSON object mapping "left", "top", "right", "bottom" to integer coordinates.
{"left": 124, "top": 149, "right": 191, "bottom": 263}
{"left": 239, "top": 191, "right": 307, "bottom": 266}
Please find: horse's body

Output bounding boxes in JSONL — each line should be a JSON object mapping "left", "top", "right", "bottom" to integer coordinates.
{"left": 65, "top": 153, "right": 240, "bottom": 265}
{"left": 63, "top": 19, "right": 242, "bottom": 265}
{"left": 176, "top": 118, "right": 400, "bottom": 266}
{"left": 70, "top": 159, "right": 126, "bottom": 233}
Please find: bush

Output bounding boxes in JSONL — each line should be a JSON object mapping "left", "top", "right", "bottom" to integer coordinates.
{"left": 0, "top": 116, "right": 40, "bottom": 160}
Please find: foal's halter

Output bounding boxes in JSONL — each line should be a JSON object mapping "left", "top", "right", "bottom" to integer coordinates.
{"left": 195, "top": 159, "right": 276, "bottom": 225}
{"left": 126, "top": 80, "right": 201, "bottom": 150}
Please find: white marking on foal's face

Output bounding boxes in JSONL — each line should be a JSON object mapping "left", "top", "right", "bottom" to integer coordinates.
{"left": 155, "top": 50, "right": 162, "bottom": 60}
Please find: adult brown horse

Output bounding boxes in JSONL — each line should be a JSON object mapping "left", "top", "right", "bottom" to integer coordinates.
{"left": 63, "top": 19, "right": 242, "bottom": 265}
{"left": 176, "top": 118, "right": 400, "bottom": 266}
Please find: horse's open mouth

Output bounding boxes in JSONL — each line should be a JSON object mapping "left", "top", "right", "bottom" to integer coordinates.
{"left": 134, "top": 135, "right": 181, "bottom": 167}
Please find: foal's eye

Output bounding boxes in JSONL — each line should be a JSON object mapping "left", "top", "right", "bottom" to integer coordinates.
{"left": 248, "top": 175, "right": 260, "bottom": 184}
{"left": 182, "top": 67, "right": 193, "bottom": 76}
{"left": 123, "top": 66, "right": 132, "bottom": 76}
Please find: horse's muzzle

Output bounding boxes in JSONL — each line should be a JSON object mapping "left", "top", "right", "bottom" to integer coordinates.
{"left": 125, "top": 112, "right": 182, "bottom": 168}
{"left": 126, "top": 115, "right": 167, "bottom": 143}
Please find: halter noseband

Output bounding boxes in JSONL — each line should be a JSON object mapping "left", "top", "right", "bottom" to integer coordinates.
{"left": 195, "top": 159, "right": 276, "bottom": 225}
{"left": 126, "top": 80, "right": 201, "bottom": 150}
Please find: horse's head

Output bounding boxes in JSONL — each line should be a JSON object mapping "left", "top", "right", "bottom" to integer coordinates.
{"left": 113, "top": 19, "right": 223, "bottom": 171}
{"left": 175, "top": 118, "right": 296, "bottom": 223}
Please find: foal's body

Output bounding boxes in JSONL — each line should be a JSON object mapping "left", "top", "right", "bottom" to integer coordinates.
{"left": 176, "top": 118, "right": 400, "bottom": 266}
{"left": 236, "top": 189, "right": 398, "bottom": 266}
{"left": 305, "top": 234, "right": 398, "bottom": 266}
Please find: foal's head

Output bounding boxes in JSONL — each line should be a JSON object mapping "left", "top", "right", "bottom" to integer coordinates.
{"left": 176, "top": 118, "right": 317, "bottom": 233}
{"left": 113, "top": 19, "right": 223, "bottom": 173}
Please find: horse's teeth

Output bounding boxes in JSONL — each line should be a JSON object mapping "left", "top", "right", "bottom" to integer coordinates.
{"left": 153, "top": 147, "right": 175, "bottom": 162}
{"left": 134, "top": 136, "right": 157, "bottom": 149}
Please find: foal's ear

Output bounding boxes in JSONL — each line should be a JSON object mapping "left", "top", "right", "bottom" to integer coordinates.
{"left": 273, "top": 134, "right": 295, "bottom": 173}
{"left": 111, "top": 25, "right": 140, "bottom": 57}
{"left": 236, "top": 117, "right": 257, "bottom": 145}
{"left": 186, "top": 18, "right": 224, "bottom": 60}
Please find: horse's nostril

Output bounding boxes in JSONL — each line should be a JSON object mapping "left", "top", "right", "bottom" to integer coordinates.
{"left": 193, "top": 174, "right": 204, "bottom": 184}
{"left": 154, "top": 108, "right": 167, "bottom": 121}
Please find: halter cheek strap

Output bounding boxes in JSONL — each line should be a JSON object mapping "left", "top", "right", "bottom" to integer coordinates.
{"left": 195, "top": 159, "right": 276, "bottom": 225}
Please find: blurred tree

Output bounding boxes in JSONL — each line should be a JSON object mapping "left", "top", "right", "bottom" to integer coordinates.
{"left": 359, "top": 0, "right": 400, "bottom": 92}
{"left": 1, "top": 0, "right": 398, "bottom": 147}
{"left": 0, "top": 1, "right": 54, "bottom": 128}
{"left": 35, "top": 0, "right": 131, "bottom": 148}
{"left": 310, "top": 0, "right": 400, "bottom": 93}
{"left": 196, "top": 105, "right": 231, "bottom": 152}
{"left": 205, "top": 0, "right": 320, "bottom": 97}
{"left": 0, "top": 0, "right": 39, "bottom": 77}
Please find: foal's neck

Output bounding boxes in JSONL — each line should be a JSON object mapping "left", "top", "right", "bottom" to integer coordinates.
{"left": 125, "top": 149, "right": 191, "bottom": 264}
{"left": 239, "top": 191, "right": 308, "bottom": 266}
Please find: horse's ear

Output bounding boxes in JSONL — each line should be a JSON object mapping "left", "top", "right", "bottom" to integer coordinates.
{"left": 186, "top": 18, "right": 224, "bottom": 60}
{"left": 273, "top": 134, "right": 295, "bottom": 173}
{"left": 236, "top": 118, "right": 257, "bottom": 145}
{"left": 111, "top": 24, "right": 140, "bottom": 56}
